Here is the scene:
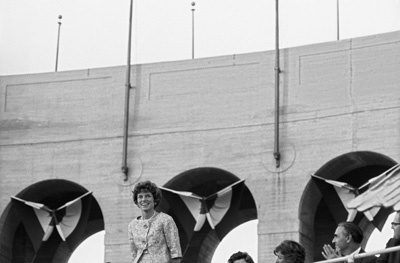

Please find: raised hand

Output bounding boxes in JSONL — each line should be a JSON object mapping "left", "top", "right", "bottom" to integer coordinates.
{"left": 322, "top": 244, "right": 341, "bottom": 259}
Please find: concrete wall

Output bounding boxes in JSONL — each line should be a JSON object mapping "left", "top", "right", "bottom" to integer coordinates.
{"left": 1, "top": 30, "right": 400, "bottom": 262}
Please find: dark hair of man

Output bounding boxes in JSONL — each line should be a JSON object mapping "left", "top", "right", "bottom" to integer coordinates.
{"left": 338, "top": 222, "right": 364, "bottom": 244}
{"left": 274, "top": 240, "right": 306, "bottom": 263}
{"left": 132, "top": 180, "right": 162, "bottom": 208}
{"left": 228, "top": 251, "right": 254, "bottom": 263}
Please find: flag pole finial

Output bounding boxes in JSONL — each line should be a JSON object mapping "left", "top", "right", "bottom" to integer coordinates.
{"left": 55, "top": 15, "right": 62, "bottom": 72}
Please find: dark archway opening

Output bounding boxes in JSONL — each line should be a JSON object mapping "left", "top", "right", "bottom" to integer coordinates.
{"left": 158, "top": 167, "right": 257, "bottom": 263}
{"left": 299, "top": 151, "right": 397, "bottom": 262}
{"left": 0, "top": 179, "right": 104, "bottom": 263}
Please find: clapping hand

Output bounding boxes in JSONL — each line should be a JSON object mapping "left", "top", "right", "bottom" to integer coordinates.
{"left": 322, "top": 244, "right": 341, "bottom": 259}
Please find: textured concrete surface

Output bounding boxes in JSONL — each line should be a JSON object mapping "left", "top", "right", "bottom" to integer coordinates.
{"left": 1, "top": 30, "right": 400, "bottom": 263}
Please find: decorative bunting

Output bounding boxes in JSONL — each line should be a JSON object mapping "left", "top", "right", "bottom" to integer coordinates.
{"left": 348, "top": 164, "right": 400, "bottom": 212}
{"left": 160, "top": 179, "right": 245, "bottom": 233}
{"left": 11, "top": 191, "right": 93, "bottom": 252}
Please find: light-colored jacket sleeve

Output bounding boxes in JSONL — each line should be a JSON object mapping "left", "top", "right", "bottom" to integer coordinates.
{"left": 163, "top": 215, "right": 182, "bottom": 259}
{"left": 128, "top": 221, "right": 137, "bottom": 262}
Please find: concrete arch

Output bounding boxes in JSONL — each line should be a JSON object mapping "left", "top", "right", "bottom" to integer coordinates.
{"left": 299, "top": 151, "right": 397, "bottom": 262}
{"left": 158, "top": 167, "right": 257, "bottom": 263}
{"left": 0, "top": 179, "right": 104, "bottom": 263}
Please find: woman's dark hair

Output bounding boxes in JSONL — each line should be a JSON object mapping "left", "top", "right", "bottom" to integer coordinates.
{"left": 132, "top": 180, "right": 162, "bottom": 208}
{"left": 338, "top": 221, "right": 364, "bottom": 244}
{"left": 228, "top": 251, "right": 254, "bottom": 263}
{"left": 274, "top": 240, "right": 306, "bottom": 263}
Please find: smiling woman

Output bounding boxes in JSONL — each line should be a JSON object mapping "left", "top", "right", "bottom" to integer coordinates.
{"left": 129, "top": 180, "right": 182, "bottom": 263}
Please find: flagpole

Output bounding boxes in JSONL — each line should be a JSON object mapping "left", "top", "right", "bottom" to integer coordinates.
{"left": 55, "top": 15, "right": 62, "bottom": 72}
{"left": 191, "top": 2, "right": 195, "bottom": 59}
{"left": 336, "top": 0, "right": 340, "bottom": 40}
{"left": 122, "top": 0, "right": 134, "bottom": 180}
{"left": 273, "top": 0, "right": 281, "bottom": 168}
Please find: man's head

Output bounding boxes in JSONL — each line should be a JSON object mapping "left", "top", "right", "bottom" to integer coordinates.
{"left": 332, "top": 222, "right": 363, "bottom": 255}
{"left": 391, "top": 212, "right": 400, "bottom": 239}
{"left": 228, "top": 251, "right": 254, "bottom": 263}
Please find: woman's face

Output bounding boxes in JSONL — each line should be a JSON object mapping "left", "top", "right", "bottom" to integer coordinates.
{"left": 137, "top": 190, "right": 155, "bottom": 212}
{"left": 275, "top": 251, "right": 288, "bottom": 263}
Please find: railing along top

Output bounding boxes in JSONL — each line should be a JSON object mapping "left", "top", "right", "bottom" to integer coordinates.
{"left": 313, "top": 245, "right": 400, "bottom": 263}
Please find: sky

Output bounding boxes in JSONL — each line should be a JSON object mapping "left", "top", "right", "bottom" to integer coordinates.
{"left": 1, "top": 0, "right": 400, "bottom": 76}
{"left": 2, "top": 0, "right": 400, "bottom": 262}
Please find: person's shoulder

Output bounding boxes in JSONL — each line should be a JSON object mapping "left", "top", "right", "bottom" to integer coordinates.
{"left": 156, "top": 212, "right": 176, "bottom": 223}
{"left": 157, "top": 212, "right": 172, "bottom": 219}
{"left": 128, "top": 216, "right": 141, "bottom": 225}
{"left": 386, "top": 237, "right": 400, "bottom": 246}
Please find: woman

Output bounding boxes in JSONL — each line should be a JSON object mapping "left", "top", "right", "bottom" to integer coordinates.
{"left": 274, "top": 240, "right": 306, "bottom": 263}
{"left": 128, "top": 180, "right": 182, "bottom": 263}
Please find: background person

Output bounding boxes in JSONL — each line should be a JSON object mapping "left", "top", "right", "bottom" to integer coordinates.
{"left": 376, "top": 211, "right": 400, "bottom": 263}
{"left": 228, "top": 251, "right": 255, "bottom": 263}
{"left": 274, "top": 240, "right": 306, "bottom": 263}
{"left": 128, "top": 180, "right": 182, "bottom": 263}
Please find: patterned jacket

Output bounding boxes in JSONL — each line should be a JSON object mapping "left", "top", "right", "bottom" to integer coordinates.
{"left": 128, "top": 212, "right": 182, "bottom": 263}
